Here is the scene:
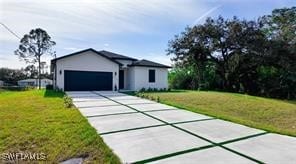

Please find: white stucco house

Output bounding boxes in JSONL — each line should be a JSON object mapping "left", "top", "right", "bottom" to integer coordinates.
{"left": 18, "top": 78, "right": 53, "bottom": 88}
{"left": 51, "top": 48, "right": 171, "bottom": 91}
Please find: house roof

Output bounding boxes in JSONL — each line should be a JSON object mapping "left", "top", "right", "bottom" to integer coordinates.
{"left": 51, "top": 48, "right": 123, "bottom": 65}
{"left": 129, "top": 59, "right": 171, "bottom": 68}
{"left": 51, "top": 48, "right": 171, "bottom": 68}
{"left": 99, "top": 50, "right": 137, "bottom": 61}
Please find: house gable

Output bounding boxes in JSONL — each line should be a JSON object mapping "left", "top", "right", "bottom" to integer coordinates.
{"left": 54, "top": 50, "right": 119, "bottom": 91}
{"left": 52, "top": 48, "right": 122, "bottom": 66}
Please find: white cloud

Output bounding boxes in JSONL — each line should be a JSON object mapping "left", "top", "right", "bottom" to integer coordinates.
{"left": 0, "top": 0, "right": 218, "bottom": 68}
{"left": 191, "top": 5, "right": 222, "bottom": 26}
{"left": 0, "top": 0, "right": 208, "bottom": 40}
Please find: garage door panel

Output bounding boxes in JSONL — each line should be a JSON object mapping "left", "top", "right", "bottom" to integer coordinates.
{"left": 64, "top": 70, "right": 113, "bottom": 91}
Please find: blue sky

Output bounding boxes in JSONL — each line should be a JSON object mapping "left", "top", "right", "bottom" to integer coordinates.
{"left": 0, "top": 0, "right": 295, "bottom": 69}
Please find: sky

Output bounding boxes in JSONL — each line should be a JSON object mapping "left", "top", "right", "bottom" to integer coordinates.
{"left": 0, "top": 0, "right": 295, "bottom": 69}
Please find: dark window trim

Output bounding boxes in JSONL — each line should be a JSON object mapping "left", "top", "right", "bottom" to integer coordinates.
{"left": 148, "top": 69, "right": 156, "bottom": 83}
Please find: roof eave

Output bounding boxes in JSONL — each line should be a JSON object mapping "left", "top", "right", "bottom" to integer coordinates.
{"left": 113, "top": 57, "right": 138, "bottom": 61}
{"left": 128, "top": 64, "right": 172, "bottom": 68}
{"left": 50, "top": 48, "right": 123, "bottom": 66}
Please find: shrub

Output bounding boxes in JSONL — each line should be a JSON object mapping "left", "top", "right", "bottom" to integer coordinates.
{"left": 147, "top": 88, "right": 153, "bottom": 92}
{"left": 63, "top": 95, "right": 73, "bottom": 108}
{"left": 140, "top": 88, "right": 146, "bottom": 92}
{"left": 144, "top": 94, "right": 149, "bottom": 99}
{"left": 149, "top": 96, "right": 155, "bottom": 101}
{"left": 46, "top": 85, "right": 53, "bottom": 90}
{"left": 157, "top": 96, "right": 160, "bottom": 102}
{"left": 169, "top": 68, "right": 195, "bottom": 89}
{"left": 136, "top": 92, "right": 144, "bottom": 98}
{"left": 161, "top": 88, "right": 167, "bottom": 92}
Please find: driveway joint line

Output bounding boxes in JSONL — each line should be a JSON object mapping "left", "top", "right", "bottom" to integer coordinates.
{"left": 73, "top": 100, "right": 108, "bottom": 102}
{"left": 218, "top": 132, "right": 268, "bottom": 145}
{"left": 100, "top": 118, "right": 216, "bottom": 135}
{"left": 143, "top": 108, "right": 179, "bottom": 112}
{"left": 169, "top": 124, "right": 265, "bottom": 163}
{"left": 93, "top": 92, "right": 265, "bottom": 163}
{"left": 113, "top": 102, "right": 157, "bottom": 106}
{"left": 133, "top": 131, "right": 267, "bottom": 164}
{"left": 78, "top": 104, "right": 122, "bottom": 108}
{"left": 133, "top": 144, "right": 215, "bottom": 163}
{"left": 172, "top": 118, "right": 216, "bottom": 125}
{"left": 100, "top": 124, "right": 168, "bottom": 135}
{"left": 85, "top": 111, "right": 139, "bottom": 118}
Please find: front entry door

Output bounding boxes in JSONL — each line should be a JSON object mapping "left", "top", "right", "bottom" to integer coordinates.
{"left": 119, "top": 70, "right": 124, "bottom": 89}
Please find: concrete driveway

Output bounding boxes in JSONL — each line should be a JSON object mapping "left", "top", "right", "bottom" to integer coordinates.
{"left": 67, "top": 91, "right": 296, "bottom": 163}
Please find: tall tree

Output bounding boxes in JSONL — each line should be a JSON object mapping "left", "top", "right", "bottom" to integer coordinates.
{"left": 24, "top": 65, "right": 38, "bottom": 78}
{"left": 168, "top": 16, "right": 266, "bottom": 91}
{"left": 259, "top": 7, "right": 296, "bottom": 98}
{"left": 15, "top": 28, "right": 55, "bottom": 89}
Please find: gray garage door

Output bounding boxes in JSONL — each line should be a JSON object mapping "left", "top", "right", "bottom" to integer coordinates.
{"left": 64, "top": 70, "right": 113, "bottom": 91}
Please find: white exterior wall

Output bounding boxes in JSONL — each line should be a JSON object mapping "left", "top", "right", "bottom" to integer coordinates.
{"left": 120, "top": 69, "right": 129, "bottom": 89}
{"left": 129, "top": 66, "right": 168, "bottom": 91}
{"left": 55, "top": 51, "right": 119, "bottom": 91}
{"left": 127, "top": 67, "right": 136, "bottom": 90}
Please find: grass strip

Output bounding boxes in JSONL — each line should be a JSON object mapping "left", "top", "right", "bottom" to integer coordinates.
{"left": 143, "top": 108, "right": 179, "bottom": 112}
{"left": 100, "top": 119, "right": 216, "bottom": 135}
{"left": 173, "top": 118, "right": 216, "bottom": 125}
{"left": 219, "top": 132, "right": 268, "bottom": 145}
{"left": 134, "top": 145, "right": 215, "bottom": 164}
{"left": 86, "top": 111, "right": 139, "bottom": 118}
{"left": 78, "top": 104, "right": 122, "bottom": 108}
{"left": 100, "top": 124, "right": 167, "bottom": 135}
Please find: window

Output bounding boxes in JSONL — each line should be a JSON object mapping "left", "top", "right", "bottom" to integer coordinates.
{"left": 149, "top": 69, "right": 155, "bottom": 83}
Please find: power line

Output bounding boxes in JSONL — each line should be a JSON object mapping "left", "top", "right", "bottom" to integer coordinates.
{"left": 0, "top": 22, "right": 21, "bottom": 39}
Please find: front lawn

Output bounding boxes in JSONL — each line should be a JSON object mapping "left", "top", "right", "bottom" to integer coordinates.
{"left": 0, "top": 90, "right": 120, "bottom": 163}
{"left": 139, "top": 90, "right": 296, "bottom": 136}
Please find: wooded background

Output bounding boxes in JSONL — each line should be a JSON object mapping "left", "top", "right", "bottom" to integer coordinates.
{"left": 168, "top": 7, "right": 296, "bottom": 99}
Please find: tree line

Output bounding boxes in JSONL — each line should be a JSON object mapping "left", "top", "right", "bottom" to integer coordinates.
{"left": 167, "top": 7, "right": 296, "bottom": 99}
{"left": 0, "top": 65, "right": 52, "bottom": 86}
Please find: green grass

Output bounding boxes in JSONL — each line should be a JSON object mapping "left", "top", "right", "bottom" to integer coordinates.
{"left": 140, "top": 90, "right": 296, "bottom": 137}
{"left": 0, "top": 90, "right": 120, "bottom": 163}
